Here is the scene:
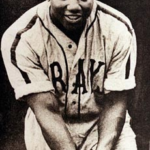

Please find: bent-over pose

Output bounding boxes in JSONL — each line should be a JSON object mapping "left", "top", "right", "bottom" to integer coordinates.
{"left": 1, "top": 0, "right": 137, "bottom": 150}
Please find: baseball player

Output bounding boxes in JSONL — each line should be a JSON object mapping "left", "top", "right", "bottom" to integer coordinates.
{"left": 1, "top": 0, "right": 137, "bottom": 150}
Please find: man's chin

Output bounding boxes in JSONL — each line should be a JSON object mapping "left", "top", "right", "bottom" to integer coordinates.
{"left": 63, "top": 22, "right": 85, "bottom": 32}
{"left": 65, "top": 26, "right": 81, "bottom": 31}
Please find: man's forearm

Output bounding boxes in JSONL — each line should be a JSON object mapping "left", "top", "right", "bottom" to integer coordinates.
{"left": 36, "top": 106, "right": 76, "bottom": 150}
{"left": 25, "top": 92, "right": 76, "bottom": 150}
{"left": 96, "top": 91, "right": 127, "bottom": 150}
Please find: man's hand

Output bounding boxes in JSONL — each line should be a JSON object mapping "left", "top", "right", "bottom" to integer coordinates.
{"left": 96, "top": 91, "right": 127, "bottom": 150}
{"left": 25, "top": 92, "right": 76, "bottom": 150}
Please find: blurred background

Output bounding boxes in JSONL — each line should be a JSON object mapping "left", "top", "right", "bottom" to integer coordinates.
{"left": 0, "top": 0, "right": 150, "bottom": 149}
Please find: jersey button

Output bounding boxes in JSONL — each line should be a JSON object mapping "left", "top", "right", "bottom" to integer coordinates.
{"left": 68, "top": 44, "right": 72, "bottom": 49}
{"left": 72, "top": 101, "right": 76, "bottom": 105}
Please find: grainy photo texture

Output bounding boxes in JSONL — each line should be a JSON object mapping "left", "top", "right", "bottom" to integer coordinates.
{"left": 0, "top": 0, "right": 150, "bottom": 150}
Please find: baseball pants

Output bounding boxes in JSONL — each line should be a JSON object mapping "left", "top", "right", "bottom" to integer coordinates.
{"left": 25, "top": 108, "right": 137, "bottom": 150}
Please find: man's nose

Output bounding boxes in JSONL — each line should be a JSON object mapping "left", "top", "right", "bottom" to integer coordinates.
{"left": 67, "top": 0, "right": 81, "bottom": 13}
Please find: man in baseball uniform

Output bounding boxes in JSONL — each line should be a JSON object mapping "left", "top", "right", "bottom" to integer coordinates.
{"left": 1, "top": 0, "right": 137, "bottom": 150}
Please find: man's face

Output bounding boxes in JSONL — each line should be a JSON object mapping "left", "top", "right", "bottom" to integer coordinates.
{"left": 50, "top": 0, "right": 94, "bottom": 31}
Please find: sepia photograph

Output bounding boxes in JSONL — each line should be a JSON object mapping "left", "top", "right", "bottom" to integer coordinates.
{"left": 0, "top": 0, "right": 150, "bottom": 150}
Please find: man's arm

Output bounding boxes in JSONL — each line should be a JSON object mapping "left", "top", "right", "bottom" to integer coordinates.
{"left": 25, "top": 92, "right": 76, "bottom": 150}
{"left": 96, "top": 91, "right": 127, "bottom": 150}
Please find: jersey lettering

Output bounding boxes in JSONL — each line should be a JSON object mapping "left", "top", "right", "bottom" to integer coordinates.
{"left": 72, "top": 59, "right": 87, "bottom": 94}
{"left": 90, "top": 59, "right": 105, "bottom": 92}
{"left": 50, "top": 59, "right": 104, "bottom": 94}
{"left": 50, "top": 62, "right": 67, "bottom": 93}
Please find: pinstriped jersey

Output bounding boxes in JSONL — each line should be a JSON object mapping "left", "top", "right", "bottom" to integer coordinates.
{"left": 1, "top": 0, "right": 136, "bottom": 117}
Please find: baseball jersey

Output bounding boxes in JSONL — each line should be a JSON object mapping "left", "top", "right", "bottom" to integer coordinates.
{"left": 1, "top": 0, "right": 136, "bottom": 149}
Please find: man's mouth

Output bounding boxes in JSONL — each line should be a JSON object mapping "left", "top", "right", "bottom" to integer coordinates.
{"left": 65, "top": 15, "right": 82, "bottom": 23}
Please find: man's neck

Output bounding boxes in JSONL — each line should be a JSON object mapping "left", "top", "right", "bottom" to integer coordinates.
{"left": 51, "top": 16, "right": 85, "bottom": 45}
{"left": 64, "top": 28, "right": 83, "bottom": 45}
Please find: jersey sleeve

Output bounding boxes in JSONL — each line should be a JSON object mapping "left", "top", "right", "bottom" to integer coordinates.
{"left": 1, "top": 28, "right": 54, "bottom": 101}
{"left": 104, "top": 27, "right": 136, "bottom": 92}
